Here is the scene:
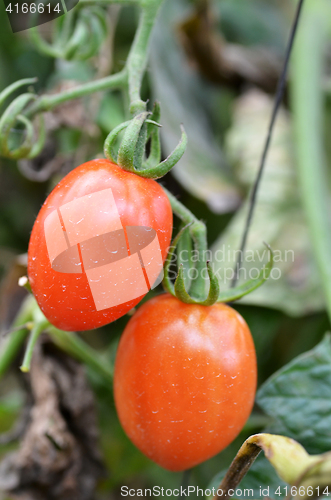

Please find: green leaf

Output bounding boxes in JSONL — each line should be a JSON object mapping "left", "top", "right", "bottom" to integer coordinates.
{"left": 149, "top": 0, "right": 240, "bottom": 213}
{"left": 257, "top": 334, "right": 331, "bottom": 454}
{"left": 211, "top": 90, "right": 325, "bottom": 315}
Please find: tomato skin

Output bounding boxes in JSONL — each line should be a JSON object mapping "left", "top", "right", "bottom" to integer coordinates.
{"left": 114, "top": 294, "right": 257, "bottom": 471}
{"left": 28, "top": 159, "right": 172, "bottom": 331}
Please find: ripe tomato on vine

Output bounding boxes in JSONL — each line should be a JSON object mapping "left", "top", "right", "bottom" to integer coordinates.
{"left": 114, "top": 293, "right": 257, "bottom": 471}
{"left": 28, "top": 159, "right": 172, "bottom": 332}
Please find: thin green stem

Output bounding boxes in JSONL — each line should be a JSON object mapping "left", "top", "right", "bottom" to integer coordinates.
{"left": 26, "top": 0, "right": 163, "bottom": 119}
{"left": 0, "top": 296, "right": 36, "bottom": 379}
{"left": 26, "top": 70, "right": 127, "bottom": 117}
{"left": 188, "top": 222, "right": 208, "bottom": 299}
{"left": 0, "top": 294, "right": 113, "bottom": 385}
{"left": 60, "top": 0, "right": 68, "bottom": 13}
{"left": 290, "top": 3, "right": 331, "bottom": 321}
{"left": 21, "top": 0, "right": 164, "bottom": 158}
{"left": 163, "top": 187, "right": 208, "bottom": 300}
{"left": 47, "top": 326, "right": 113, "bottom": 385}
{"left": 58, "top": 7, "right": 73, "bottom": 43}
{"left": 163, "top": 187, "right": 201, "bottom": 233}
{"left": 20, "top": 321, "right": 48, "bottom": 373}
{"left": 0, "top": 327, "right": 29, "bottom": 378}
{"left": 127, "top": 0, "right": 164, "bottom": 115}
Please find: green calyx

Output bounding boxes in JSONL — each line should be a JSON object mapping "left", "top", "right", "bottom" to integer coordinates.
{"left": 0, "top": 79, "right": 45, "bottom": 160}
{"left": 104, "top": 102, "right": 187, "bottom": 179}
{"left": 163, "top": 224, "right": 274, "bottom": 306}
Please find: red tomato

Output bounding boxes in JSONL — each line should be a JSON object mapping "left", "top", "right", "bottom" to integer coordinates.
{"left": 28, "top": 159, "right": 172, "bottom": 331}
{"left": 114, "top": 294, "right": 257, "bottom": 471}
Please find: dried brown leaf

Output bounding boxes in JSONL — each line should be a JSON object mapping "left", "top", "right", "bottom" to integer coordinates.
{"left": 0, "top": 339, "right": 105, "bottom": 500}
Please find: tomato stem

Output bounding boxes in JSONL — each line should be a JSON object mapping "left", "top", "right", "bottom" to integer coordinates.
{"left": 20, "top": 320, "right": 48, "bottom": 373}
{"left": 26, "top": 70, "right": 127, "bottom": 117}
{"left": 0, "top": 295, "right": 113, "bottom": 385}
{"left": 162, "top": 188, "right": 218, "bottom": 303}
{"left": 15, "top": 1, "right": 171, "bottom": 167}
{"left": 127, "top": 0, "right": 164, "bottom": 115}
{"left": 0, "top": 296, "right": 35, "bottom": 380}
{"left": 0, "top": 78, "right": 37, "bottom": 108}
{"left": 26, "top": 0, "right": 164, "bottom": 119}
{"left": 163, "top": 189, "right": 274, "bottom": 305}
{"left": 2, "top": 0, "right": 180, "bottom": 168}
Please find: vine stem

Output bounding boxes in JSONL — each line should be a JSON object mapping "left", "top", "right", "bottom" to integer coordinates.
{"left": 0, "top": 296, "right": 35, "bottom": 379}
{"left": 26, "top": 0, "right": 164, "bottom": 119}
{"left": 163, "top": 187, "right": 208, "bottom": 300}
{"left": 26, "top": 70, "right": 127, "bottom": 117}
{"left": 231, "top": 0, "right": 305, "bottom": 288}
{"left": 290, "top": 2, "right": 331, "bottom": 321}
{"left": 20, "top": 320, "right": 48, "bottom": 372}
{"left": 0, "top": 296, "right": 113, "bottom": 385}
{"left": 127, "top": 0, "right": 164, "bottom": 114}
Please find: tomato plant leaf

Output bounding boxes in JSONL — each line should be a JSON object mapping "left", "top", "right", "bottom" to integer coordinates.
{"left": 207, "top": 433, "right": 331, "bottom": 498}
{"left": 211, "top": 90, "right": 325, "bottom": 315}
{"left": 257, "top": 334, "right": 331, "bottom": 455}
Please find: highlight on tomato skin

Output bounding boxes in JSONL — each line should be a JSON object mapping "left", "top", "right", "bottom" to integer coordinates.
{"left": 27, "top": 159, "right": 173, "bottom": 332}
{"left": 113, "top": 293, "right": 257, "bottom": 472}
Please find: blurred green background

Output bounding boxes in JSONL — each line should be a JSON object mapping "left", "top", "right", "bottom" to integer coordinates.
{"left": 1, "top": 0, "right": 331, "bottom": 498}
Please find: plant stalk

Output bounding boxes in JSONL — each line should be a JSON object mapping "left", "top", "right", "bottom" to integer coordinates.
{"left": 126, "top": 0, "right": 164, "bottom": 115}
{"left": 26, "top": 70, "right": 127, "bottom": 117}
{"left": 26, "top": 0, "right": 164, "bottom": 119}
{"left": 163, "top": 188, "right": 208, "bottom": 300}
{"left": 290, "top": 1, "right": 331, "bottom": 321}
{"left": 20, "top": 320, "right": 48, "bottom": 372}
{"left": 0, "top": 296, "right": 35, "bottom": 379}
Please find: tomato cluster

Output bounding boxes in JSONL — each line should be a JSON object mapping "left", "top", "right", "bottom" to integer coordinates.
{"left": 28, "top": 160, "right": 256, "bottom": 472}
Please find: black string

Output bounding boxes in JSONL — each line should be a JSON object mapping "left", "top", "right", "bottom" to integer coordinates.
{"left": 231, "top": 0, "right": 305, "bottom": 288}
